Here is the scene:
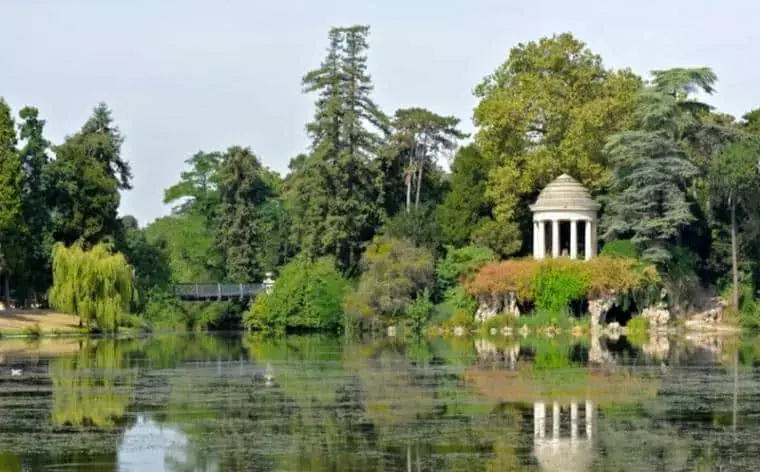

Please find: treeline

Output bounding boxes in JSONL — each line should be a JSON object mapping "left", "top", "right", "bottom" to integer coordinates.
{"left": 3, "top": 26, "right": 760, "bottom": 331}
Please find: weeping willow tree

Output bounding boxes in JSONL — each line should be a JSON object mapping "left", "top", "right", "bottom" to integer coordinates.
{"left": 48, "top": 242, "right": 135, "bottom": 332}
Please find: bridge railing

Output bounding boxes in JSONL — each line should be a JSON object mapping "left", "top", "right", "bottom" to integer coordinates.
{"left": 172, "top": 283, "right": 266, "bottom": 300}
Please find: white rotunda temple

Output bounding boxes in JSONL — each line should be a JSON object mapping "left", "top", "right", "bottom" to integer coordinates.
{"left": 529, "top": 174, "right": 600, "bottom": 260}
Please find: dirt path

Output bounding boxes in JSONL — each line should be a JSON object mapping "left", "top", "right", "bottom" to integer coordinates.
{"left": 0, "top": 310, "right": 80, "bottom": 332}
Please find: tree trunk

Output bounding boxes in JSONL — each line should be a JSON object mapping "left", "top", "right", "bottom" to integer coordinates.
{"left": 405, "top": 139, "right": 415, "bottom": 213}
{"left": 731, "top": 197, "right": 739, "bottom": 310}
{"left": 415, "top": 152, "right": 424, "bottom": 209}
{"left": 3, "top": 274, "right": 9, "bottom": 311}
{"left": 405, "top": 169, "right": 412, "bottom": 213}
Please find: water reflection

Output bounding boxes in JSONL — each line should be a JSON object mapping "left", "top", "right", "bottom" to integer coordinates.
{"left": 532, "top": 400, "right": 594, "bottom": 472}
{"left": 0, "top": 332, "right": 755, "bottom": 470}
{"left": 118, "top": 415, "right": 220, "bottom": 472}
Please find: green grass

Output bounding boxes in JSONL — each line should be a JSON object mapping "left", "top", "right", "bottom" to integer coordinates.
{"left": 21, "top": 324, "right": 42, "bottom": 338}
{"left": 625, "top": 315, "right": 650, "bottom": 345}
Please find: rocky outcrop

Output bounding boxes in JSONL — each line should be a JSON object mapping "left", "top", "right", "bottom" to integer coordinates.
{"left": 475, "top": 293, "right": 500, "bottom": 322}
{"left": 640, "top": 303, "right": 670, "bottom": 328}
{"left": 588, "top": 293, "right": 616, "bottom": 329}
{"left": 475, "top": 291, "right": 520, "bottom": 322}
{"left": 603, "top": 322, "right": 622, "bottom": 340}
{"left": 684, "top": 296, "right": 725, "bottom": 330}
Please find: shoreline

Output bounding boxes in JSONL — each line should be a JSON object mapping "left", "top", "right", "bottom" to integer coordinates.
{"left": 0, "top": 309, "right": 83, "bottom": 335}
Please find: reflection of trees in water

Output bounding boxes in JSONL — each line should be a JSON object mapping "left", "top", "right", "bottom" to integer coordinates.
{"left": 50, "top": 339, "right": 137, "bottom": 428}
{"left": 19, "top": 333, "right": 757, "bottom": 471}
{"left": 237, "top": 335, "right": 534, "bottom": 471}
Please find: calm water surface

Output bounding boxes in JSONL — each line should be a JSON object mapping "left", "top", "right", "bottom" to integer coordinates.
{"left": 0, "top": 332, "right": 758, "bottom": 471}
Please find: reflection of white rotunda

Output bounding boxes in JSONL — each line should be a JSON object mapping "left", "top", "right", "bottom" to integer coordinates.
{"left": 533, "top": 400, "right": 595, "bottom": 472}
{"left": 530, "top": 174, "right": 600, "bottom": 260}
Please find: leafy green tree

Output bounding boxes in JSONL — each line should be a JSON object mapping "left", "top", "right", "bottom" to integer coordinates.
{"left": 602, "top": 68, "right": 715, "bottom": 264}
{"left": 0, "top": 99, "right": 26, "bottom": 307}
{"left": 155, "top": 149, "right": 229, "bottom": 285}
{"left": 741, "top": 107, "right": 760, "bottom": 136}
{"left": 144, "top": 214, "right": 222, "bottom": 282}
{"left": 258, "top": 199, "right": 294, "bottom": 272}
{"left": 245, "top": 255, "right": 348, "bottom": 332}
{"left": 80, "top": 103, "right": 132, "bottom": 189}
{"left": 473, "top": 33, "right": 642, "bottom": 255}
{"left": 288, "top": 25, "right": 388, "bottom": 272}
{"left": 390, "top": 107, "right": 465, "bottom": 211}
{"left": 116, "top": 215, "right": 172, "bottom": 310}
{"left": 438, "top": 144, "right": 495, "bottom": 247}
{"left": 163, "top": 150, "right": 222, "bottom": 220}
{"left": 709, "top": 138, "right": 760, "bottom": 308}
{"left": 49, "top": 242, "right": 134, "bottom": 332}
{"left": 16, "top": 106, "right": 53, "bottom": 304}
{"left": 214, "top": 146, "right": 275, "bottom": 282}
{"left": 344, "top": 236, "right": 435, "bottom": 321}
{"left": 382, "top": 203, "right": 441, "bottom": 252}
{"left": 47, "top": 103, "right": 129, "bottom": 246}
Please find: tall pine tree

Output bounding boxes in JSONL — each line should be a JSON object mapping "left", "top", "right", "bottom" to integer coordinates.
{"left": 288, "top": 25, "right": 388, "bottom": 272}
{"left": 0, "top": 99, "right": 26, "bottom": 307}
{"left": 48, "top": 103, "right": 130, "bottom": 246}
{"left": 602, "top": 68, "right": 715, "bottom": 264}
{"left": 214, "top": 146, "right": 275, "bottom": 282}
{"left": 17, "top": 106, "right": 53, "bottom": 304}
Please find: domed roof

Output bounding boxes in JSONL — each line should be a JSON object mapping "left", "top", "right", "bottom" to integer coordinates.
{"left": 529, "top": 174, "right": 600, "bottom": 213}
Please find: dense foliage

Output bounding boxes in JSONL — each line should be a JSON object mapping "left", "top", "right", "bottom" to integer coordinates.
{"left": 48, "top": 242, "right": 134, "bottom": 332}
{"left": 467, "top": 257, "right": 661, "bottom": 311}
{"left": 245, "top": 256, "right": 348, "bottom": 332}
{"left": 344, "top": 236, "right": 435, "bottom": 324}
{"left": 2, "top": 26, "right": 759, "bottom": 331}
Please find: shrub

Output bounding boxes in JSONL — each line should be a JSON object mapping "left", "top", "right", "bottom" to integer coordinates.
{"left": 447, "top": 285, "right": 478, "bottom": 311}
{"left": 466, "top": 258, "right": 538, "bottom": 301}
{"left": 445, "top": 309, "right": 475, "bottom": 331}
{"left": 482, "top": 314, "right": 514, "bottom": 333}
{"left": 244, "top": 255, "right": 348, "bottom": 332}
{"left": 22, "top": 324, "right": 42, "bottom": 338}
{"left": 585, "top": 257, "right": 660, "bottom": 299}
{"left": 626, "top": 315, "right": 649, "bottom": 344}
{"left": 466, "top": 256, "right": 661, "bottom": 312}
{"left": 141, "top": 287, "right": 190, "bottom": 330}
{"left": 626, "top": 315, "right": 648, "bottom": 332}
{"left": 532, "top": 258, "right": 590, "bottom": 312}
{"left": 344, "top": 236, "right": 435, "bottom": 319}
{"left": 406, "top": 290, "right": 434, "bottom": 333}
{"left": 436, "top": 245, "right": 496, "bottom": 293}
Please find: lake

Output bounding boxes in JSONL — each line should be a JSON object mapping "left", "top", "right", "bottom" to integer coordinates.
{"left": 0, "top": 331, "right": 758, "bottom": 471}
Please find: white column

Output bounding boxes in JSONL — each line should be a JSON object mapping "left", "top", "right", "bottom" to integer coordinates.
{"left": 533, "top": 221, "right": 539, "bottom": 259}
{"left": 552, "top": 402, "right": 560, "bottom": 439}
{"left": 571, "top": 401, "right": 578, "bottom": 440}
{"left": 538, "top": 221, "right": 546, "bottom": 259}
{"left": 570, "top": 220, "right": 578, "bottom": 259}
{"left": 552, "top": 219, "right": 560, "bottom": 258}
{"left": 585, "top": 400, "right": 593, "bottom": 439}
{"left": 591, "top": 220, "right": 598, "bottom": 257}
{"left": 534, "top": 402, "right": 546, "bottom": 438}
{"left": 584, "top": 220, "right": 593, "bottom": 260}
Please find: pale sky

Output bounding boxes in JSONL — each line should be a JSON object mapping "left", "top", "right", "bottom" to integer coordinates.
{"left": 1, "top": 0, "right": 758, "bottom": 226}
